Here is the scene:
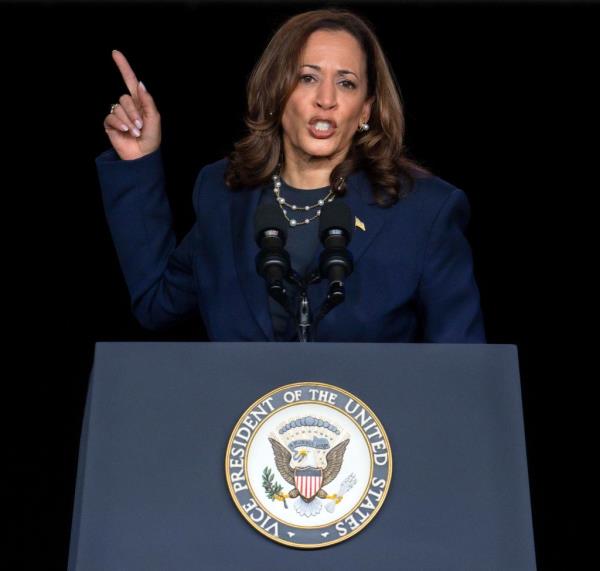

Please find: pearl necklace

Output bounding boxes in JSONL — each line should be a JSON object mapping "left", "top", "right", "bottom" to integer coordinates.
{"left": 271, "top": 170, "right": 343, "bottom": 227}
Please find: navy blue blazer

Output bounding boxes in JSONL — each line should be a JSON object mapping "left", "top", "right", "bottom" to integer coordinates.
{"left": 96, "top": 147, "right": 486, "bottom": 343}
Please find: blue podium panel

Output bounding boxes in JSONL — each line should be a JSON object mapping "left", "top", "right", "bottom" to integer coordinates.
{"left": 69, "top": 342, "right": 535, "bottom": 570}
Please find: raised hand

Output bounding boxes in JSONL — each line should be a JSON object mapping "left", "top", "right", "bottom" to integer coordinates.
{"left": 103, "top": 50, "right": 162, "bottom": 160}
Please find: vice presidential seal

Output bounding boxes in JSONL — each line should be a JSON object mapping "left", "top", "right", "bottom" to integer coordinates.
{"left": 225, "top": 382, "right": 392, "bottom": 548}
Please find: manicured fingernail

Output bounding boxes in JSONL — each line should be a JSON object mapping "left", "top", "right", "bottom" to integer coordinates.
{"left": 135, "top": 119, "right": 143, "bottom": 130}
{"left": 132, "top": 127, "right": 141, "bottom": 137}
{"left": 139, "top": 80, "right": 146, "bottom": 92}
{"left": 120, "top": 124, "right": 129, "bottom": 132}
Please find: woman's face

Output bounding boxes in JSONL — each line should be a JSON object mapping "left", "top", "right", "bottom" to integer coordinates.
{"left": 280, "top": 29, "right": 374, "bottom": 168}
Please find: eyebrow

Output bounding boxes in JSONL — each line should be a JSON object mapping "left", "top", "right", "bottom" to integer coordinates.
{"left": 300, "top": 64, "right": 359, "bottom": 79}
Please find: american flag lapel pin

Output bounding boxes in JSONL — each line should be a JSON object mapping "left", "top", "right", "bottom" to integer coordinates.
{"left": 355, "top": 216, "right": 366, "bottom": 231}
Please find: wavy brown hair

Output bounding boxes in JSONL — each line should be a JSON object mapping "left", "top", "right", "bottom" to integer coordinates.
{"left": 224, "top": 7, "right": 432, "bottom": 207}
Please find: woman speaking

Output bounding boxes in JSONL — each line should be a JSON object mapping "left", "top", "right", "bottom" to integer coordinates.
{"left": 96, "top": 8, "right": 486, "bottom": 343}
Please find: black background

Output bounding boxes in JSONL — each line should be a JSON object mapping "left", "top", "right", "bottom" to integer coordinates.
{"left": 8, "top": 1, "right": 593, "bottom": 569}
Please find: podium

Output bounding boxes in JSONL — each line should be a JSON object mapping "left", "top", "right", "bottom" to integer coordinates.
{"left": 68, "top": 342, "right": 536, "bottom": 570}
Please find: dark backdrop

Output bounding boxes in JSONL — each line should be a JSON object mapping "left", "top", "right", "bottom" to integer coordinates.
{"left": 9, "top": 1, "right": 592, "bottom": 569}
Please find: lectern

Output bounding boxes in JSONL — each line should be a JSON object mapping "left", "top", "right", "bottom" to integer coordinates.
{"left": 68, "top": 342, "right": 536, "bottom": 570}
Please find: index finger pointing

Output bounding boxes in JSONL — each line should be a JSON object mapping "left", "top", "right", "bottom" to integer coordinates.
{"left": 112, "top": 49, "right": 139, "bottom": 102}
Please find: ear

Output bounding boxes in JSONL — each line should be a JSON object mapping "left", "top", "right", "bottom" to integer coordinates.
{"left": 362, "top": 95, "right": 375, "bottom": 123}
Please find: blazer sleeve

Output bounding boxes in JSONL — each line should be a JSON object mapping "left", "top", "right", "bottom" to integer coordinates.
{"left": 95, "top": 147, "right": 201, "bottom": 331}
{"left": 417, "top": 188, "right": 487, "bottom": 343}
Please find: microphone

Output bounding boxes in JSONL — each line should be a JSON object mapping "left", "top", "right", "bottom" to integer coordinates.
{"left": 318, "top": 200, "right": 354, "bottom": 301}
{"left": 254, "top": 204, "right": 291, "bottom": 301}
{"left": 254, "top": 204, "right": 309, "bottom": 340}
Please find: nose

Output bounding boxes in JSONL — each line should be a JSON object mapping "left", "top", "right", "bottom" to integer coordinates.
{"left": 316, "top": 78, "right": 337, "bottom": 110}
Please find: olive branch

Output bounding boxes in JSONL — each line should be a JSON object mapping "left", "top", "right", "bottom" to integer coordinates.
{"left": 262, "top": 466, "right": 288, "bottom": 509}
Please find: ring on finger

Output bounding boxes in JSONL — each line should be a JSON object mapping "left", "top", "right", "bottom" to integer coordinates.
{"left": 110, "top": 103, "right": 120, "bottom": 114}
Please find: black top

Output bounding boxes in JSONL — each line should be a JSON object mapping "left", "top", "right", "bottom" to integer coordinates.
{"left": 258, "top": 177, "right": 333, "bottom": 340}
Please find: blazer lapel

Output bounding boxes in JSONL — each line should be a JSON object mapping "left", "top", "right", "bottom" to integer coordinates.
{"left": 230, "top": 184, "right": 274, "bottom": 340}
{"left": 342, "top": 169, "right": 390, "bottom": 264}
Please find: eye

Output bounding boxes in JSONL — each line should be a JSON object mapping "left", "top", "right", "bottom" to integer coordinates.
{"left": 299, "top": 75, "right": 357, "bottom": 90}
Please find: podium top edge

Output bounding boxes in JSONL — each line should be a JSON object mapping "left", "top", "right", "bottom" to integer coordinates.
{"left": 93, "top": 341, "right": 518, "bottom": 350}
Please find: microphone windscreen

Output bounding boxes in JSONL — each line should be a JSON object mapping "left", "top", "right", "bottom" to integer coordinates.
{"left": 319, "top": 200, "right": 354, "bottom": 243}
{"left": 254, "top": 203, "right": 288, "bottom": 245}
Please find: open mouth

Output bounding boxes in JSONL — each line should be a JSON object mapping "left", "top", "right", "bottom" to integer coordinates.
{"left": 308, "top": 121, "right": 336, "bottom": 139}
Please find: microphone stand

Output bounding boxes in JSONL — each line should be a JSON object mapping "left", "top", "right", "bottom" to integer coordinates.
{"left": 268, "top": 267, "right": 348, "bottom": 342}
{"left": 266, "top": 268, "right": 313, "bottom": 342}
{"left": 305, "top": 270, "right": 347, "bottom": 341}
{"left": 286, "top": 270, "right": 313, "bottom": 342}
{"left": 296, "top": 290, "right": 312, "bottom": 342}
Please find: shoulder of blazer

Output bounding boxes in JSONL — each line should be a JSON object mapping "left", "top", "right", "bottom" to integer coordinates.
{"left": 351, "top": 168, "right": 462, "bottom": 208}
{"left": 408, "top": 174, "right": 472, "bottom": 241}
{"left": 398, "top": 173, "right": 469, "bottom": 220}
{"left": 191, "top": 157, "right": 231, "bottom": 213}
{"left": 407, "top": 173, "right": 463, "bottom": 204}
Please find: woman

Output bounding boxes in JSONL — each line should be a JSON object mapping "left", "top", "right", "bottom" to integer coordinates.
{"left": 97, "top": 8, "right": 486, "bottom": 343}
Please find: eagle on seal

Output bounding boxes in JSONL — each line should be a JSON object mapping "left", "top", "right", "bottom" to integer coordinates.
{"left": 268, "top": 437, "right": 350, "bottom": 517}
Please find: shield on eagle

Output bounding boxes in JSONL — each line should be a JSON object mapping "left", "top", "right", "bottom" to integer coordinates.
{"left": 294, "top": 467, "right": 323, "bottom": 501}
